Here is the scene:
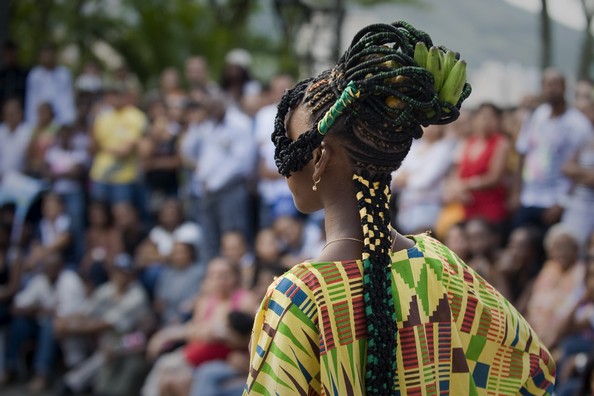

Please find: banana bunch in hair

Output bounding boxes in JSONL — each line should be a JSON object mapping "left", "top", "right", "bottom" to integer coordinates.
{"left": 414, "top": 42, "right": 467, "bottom": 108}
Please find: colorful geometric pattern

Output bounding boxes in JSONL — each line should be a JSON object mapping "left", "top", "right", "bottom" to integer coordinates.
{"left": 243, "top": 234, "right": 556, "bottom": 395}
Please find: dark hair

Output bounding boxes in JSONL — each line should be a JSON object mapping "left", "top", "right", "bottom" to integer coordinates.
{"left": 477, "top": 102, "right": 502, "bottom": 118}
{"left": 272, "top": 21, "right": 470, "bottom": 394}
{"left": 3, "top": 40, "right": 17, "bottom": 51}
{"left": 228, "top": 310, "right": 255, "bottom": 336}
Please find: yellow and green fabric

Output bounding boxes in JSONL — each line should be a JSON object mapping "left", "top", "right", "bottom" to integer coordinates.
{"left": 243, "top": 234, "right": 555, "bottom": 395}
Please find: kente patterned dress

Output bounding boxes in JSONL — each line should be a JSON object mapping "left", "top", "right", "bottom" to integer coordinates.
{"left": 243, "top": 234, "right": 555, "bottom": 395}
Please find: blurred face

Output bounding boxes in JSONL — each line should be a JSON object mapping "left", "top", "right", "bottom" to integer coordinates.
{"left": 206, "top": 258, "right": 239, "bottom": 294}
{"left": 43, "top": 254, "right": 63, "bottom": 281}
{"left": 541, "top": 70, "right": 565, "bottom": 104}
{"left": 473, "top": 106, "right": 500, "bottom": 135}
{"left": 186, "top": 57, "right": 208, "bottom": 85}
{"left": 39, "top": 47, "right": 56, "bottom": 69}
{"left": 159, "top": 201, "right": 182, "bottom": 230}
{"left": 274, "top": 216, "right": 303, "bottom": 248}
{"left": 466, "top": 221, "right": 494, "bottom": 256}
{"left": 161, "top": 68, "right": 180, "bottom": 91}
{"left": 221, "top": 233, "right": 247, "bottom": 264}
{"left": 112, "top": 202, "right": 137, "bottom": 228}
{"left": 505, "top": 228, "right": 532, "bottom": 264}
{"left": 43, "top": 195, "right": 63, "bottom": 220}
{"left": 547, "top": 233, "right": 578, "bottom": 269}
{"left": 3, "top": 47, "right": 17, "bottom": 67}
{"left": 255, "top": 229, "right": 281, "bottom": 263}
{"left": 445, "top": 225, "right": 469, "bottom": 260}
{"left": 170, "top": 242, "right": 193, "bottom": 268}
{"left": 3, "top": 100, "right": 23, "bottom": 127}
{"left": 89, "top": 203, "right": 109, "bottom": 228}
{"left": 37, "top": 103, "right": 54, "bottom": 125}
{"left": 575, "top": 80, "right": 593, "bottom": 112}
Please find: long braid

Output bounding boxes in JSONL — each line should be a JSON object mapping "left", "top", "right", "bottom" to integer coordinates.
{"left": 271, "top": 21, "right": 471, "bottom": 393}
{"left": 353, "top": 173, "right": 396, "bottom": 394}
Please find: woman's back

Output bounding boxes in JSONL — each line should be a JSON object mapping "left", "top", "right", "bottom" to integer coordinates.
{"left": 244, "top": 233, "right": 555, "bottom": 395}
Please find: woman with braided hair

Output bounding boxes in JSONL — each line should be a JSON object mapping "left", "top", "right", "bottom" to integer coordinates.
{"left": 244, "top": 21, "right": 555, "bottom": 395}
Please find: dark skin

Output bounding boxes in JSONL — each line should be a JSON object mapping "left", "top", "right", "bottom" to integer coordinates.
{"left": 286, "top": 103, "right": 414, "bottom": 263}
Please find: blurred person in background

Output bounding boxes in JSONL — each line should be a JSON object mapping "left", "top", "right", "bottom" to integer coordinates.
{"left": 561, "top": 111, "right": 594, "bottom": 255}
{"left": 465, "top": 218, "right": 511, "bottom": 299}
{"left": 0, "top": 98, "right": 33, "bottom": 182}
{"left": 180, "top": 96, "right": 256, "bottom": 261}
{"left": 0, "top": 41, "right": 28, "bottom": 118}
{"left": 26, "top": 102, "right": 59, "bottom": 178}
{"left": 497, "top": 225, "right": 544, "bottom": 309}
{"left": 185, "top": 56, "right": 219, "bottom": 96}
{"left": 513, "top": 69, "right": 593, "bottom": 231}
{"left": 273, "top": 214, "right": 323, "bottom": 269}
{"left": 75, "top": 61, "right": 103, "bottom": 95}
{"left": 25, "top": 44, "right": 75, "bottom": 126}
{"left": 574, "top": 78, "right": 594, "bottom": 115}
{"left": 220, "top": 49, "right": 261, "bottom": 115}
{"left": 89, "top": 86, "right": 146, "bottom": 206}
{"left": 443, "top": 222, "right": 471, "bottom": 263}
{"left": 392, "top": 124, "right": 453, "bottom": 234}
{"left": 448, "top": 103, "right": 510, "bottom": 227}
{"left": 56, "top": 253, "right": 153, "bottom": 396}
{"left": 220, "top": 231, "right": 253, "bottom": 290}
{"left": 6, "top": 253, "right": 86, "bottom": 393}
{"left": 254, "top": 74, "right": 297, "bottom": 229}
{"left": 160, "top": 67, "right": 186, "bottom": 108}
{"left": 525, "top": 224, "right": 586, "bottom": 349}
{"left": 79, "top": 201, "right": 120, "bottom": 290}
{"left": 44, "top": 124, "right": 90, "bottom": 262}
{"left": 112, "top": 201, "right": 147, "bottom": 257}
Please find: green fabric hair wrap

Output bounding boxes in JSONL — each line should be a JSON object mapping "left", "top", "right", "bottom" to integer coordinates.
{"left": 317, "top": 80, "right": 360, "bottom": 135}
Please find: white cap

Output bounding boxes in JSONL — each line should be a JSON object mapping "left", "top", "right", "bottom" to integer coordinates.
{"left": 225, "top": 48, "right": 252, "bottom": 68}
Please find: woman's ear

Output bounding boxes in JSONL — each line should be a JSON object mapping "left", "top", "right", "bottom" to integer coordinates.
{"left": 312, "top": 142, "right": 331, "bottom": 181}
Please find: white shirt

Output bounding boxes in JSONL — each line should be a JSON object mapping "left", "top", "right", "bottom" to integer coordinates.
{"left": 254, "top": 104, "right": 292, "bottom": 203}
{"left": 149, "top": 222, "right": 203, "bottom": 257}
{"left": 181, "top": 108, "right": 256, "bottom": 195}
{"left": 516, "top": 104, "right": 593, "bottom": 207}
{"left": 14, "top": 270, "right": 86, "bottom": 317}
{"left": 26, "top": 65, "right": 76, "bottom": 126}
{"left": 40, "top": 214, "right": 72, "bottom": 247}
{"left": 45, "top": 135, "right": 90, "bottom": 193}
{"left": 0, "top": 122, "right": 34, "bottom": 180}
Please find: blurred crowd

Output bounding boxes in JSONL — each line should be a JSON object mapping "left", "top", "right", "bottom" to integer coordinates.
{"left": 0, "top": 38, "right": 593, "bottom": 396}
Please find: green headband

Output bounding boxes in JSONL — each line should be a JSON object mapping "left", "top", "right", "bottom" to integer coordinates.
{"left": 317, "top": 81, "right": 360, "bottom": 135}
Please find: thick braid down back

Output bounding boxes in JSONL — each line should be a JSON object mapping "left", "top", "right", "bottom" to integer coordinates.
{"left": 271, "top": 21, "right": 471, "bottom": 394}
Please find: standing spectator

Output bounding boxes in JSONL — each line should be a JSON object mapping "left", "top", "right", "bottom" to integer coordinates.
{"left": 561, "top": 128, "right": 594, "bottom": 255}
{"left": 273, "top": 215, "right": 323, "bottom": 269}
{"left": 451, "top": 103, "right": 510, "bottom": 226}
{"left": 513, "top": 69, "right": 593, "bottom": 230}
{"left": 75, "top": 61, "right": 103, "bottom": 95}
{"left": 220, "top": 49, "right": 261, "bottom": 114}
{"left": 574, "top": 78, "right": 594, "bottom": 114}
{"left": 254, "top": 74, "right": 297, "bottom": 228}
{"left": 0, "top": 41, "right": 28, "bottom": 118}
{"left": 89, "top": 87, "right": 146, "bottom": 205}
{"left": 180, "top": 97, "right": 256, "bottom": 260}
{"left": 26, "top": 102, "right": 59, "bottom": 178}
{"left": 25, "top": 44, "right": 75, "bottom": 126}
{"left": 112, "top": 202, "right": 147, "bottom": 257}
{"left": 185, "top": 56, "right": 218, "bottom": 95}
{"left": 0, "top": 98, "right": 33, "bottom": 181}
{"left": 393, "top": 124, "right": 454, "bottom": 234}
{"left": 6, "top": 253, "right": 86, "bottom": 393}
{"left": 44, "top": 124, "right": 90, "bottom": 261}
{"left": 160, "top": 67, "right": 186, "bottom": 107}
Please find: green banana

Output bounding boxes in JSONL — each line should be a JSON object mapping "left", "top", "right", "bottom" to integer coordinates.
{"left": 443, "top": 51, "right": 457, "bottom": 80}
{"left": 438, "top": 59, "right": 467, "bottom": 105}
{"left": 426, "top": 46, "right": 445, "bottom": 91}
{"left": 414, "top": 42, "right": 429, "bottom": 68}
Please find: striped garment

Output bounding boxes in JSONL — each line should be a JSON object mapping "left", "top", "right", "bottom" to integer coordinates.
{"left": 243, "top": 234, "right": 556, "bottom": 395}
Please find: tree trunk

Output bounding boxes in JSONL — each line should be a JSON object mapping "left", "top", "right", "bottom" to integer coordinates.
{"left": 540, "top": 0, "right": 552, "bottom": 70}
{"left": 578, "top": 0, "right": 594, "bottom": 79}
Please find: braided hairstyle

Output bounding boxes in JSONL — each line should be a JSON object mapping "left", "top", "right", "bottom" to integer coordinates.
{"left": 272, "top": 21, "right": 471, "bottom": 394}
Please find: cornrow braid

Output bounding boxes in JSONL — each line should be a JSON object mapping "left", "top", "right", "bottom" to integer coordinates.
{"left": 353, "top": 173, "right": 395, "bottom": 394}
{"left": 271, "top": 21, "right": 471, "bottom": 394}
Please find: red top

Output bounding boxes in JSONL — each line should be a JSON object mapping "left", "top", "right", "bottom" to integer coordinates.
{"left": 458, "top": 133, "right": 508, "bottom": 223}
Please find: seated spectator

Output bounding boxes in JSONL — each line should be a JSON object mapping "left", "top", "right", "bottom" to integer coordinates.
{"left": 497, "top": 226, "right": 543, "bottom": 308}
{"left": 220, "top": 231, "right": 254, "bottom": 290}
{"left": 248, "top": 228, "right": 283, "bottom": 289}
{"left": 142, "top": 257, "right": 257, "bottom": 396}
{"left": 56, "top": 253, "right": 153, "bottom": 396}
{"left": 273, "top": 215, "right": 323, "bottom": 269}
{"left": 554, "top": 232, "right": 594, "bottom": 391}
{"left": 26, "top": 193, "right": 73, "bottom": 270}
{"left": 525, "top": 224, "right": 586, "bottom": 349}
{"left": 392, "top": 124, "right": 453, "bottom": 234}
{"left": 0, "top": 225, "right": 23, "bottom": 385}
{"left": 154, "top": 242, "right": 205, "bottom": 326}
{"left": 112, "top": 201, "right": 147, "bottom": 257}
{"left": 443, "top": 222, "right": 471, "bottom": 263}
{"left": 465, "top": 218, "right": 511, "bottom": 298}
{"left": 0, "top": 98, "right": 33, "bottom": 182}
{"left": 6, "top": 253, "right": 86, "bottom": 393}
{"left": 26, "top": 102, "right": 59, "bottom": 178}
{"left": 79, "top": 201, "right": 120, "bottom": 289}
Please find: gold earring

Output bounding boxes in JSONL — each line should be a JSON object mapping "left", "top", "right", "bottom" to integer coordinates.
{"left": 312, "top": 177, "right": 321, "bottom": 191}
